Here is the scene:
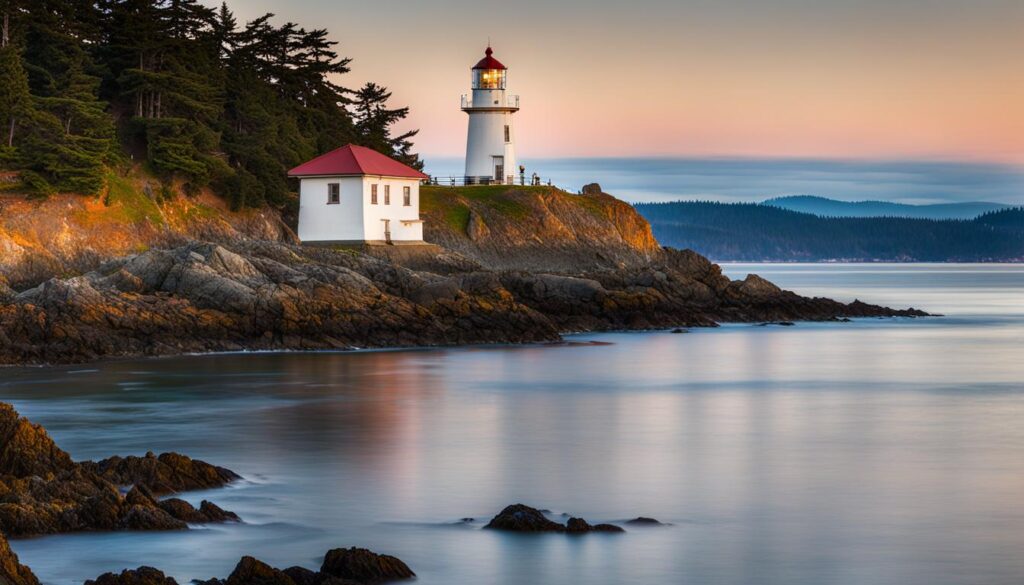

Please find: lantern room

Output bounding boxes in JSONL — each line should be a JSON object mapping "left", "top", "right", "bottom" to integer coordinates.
{"left": 471, "top": 47, "right": 507, "bottom": 89}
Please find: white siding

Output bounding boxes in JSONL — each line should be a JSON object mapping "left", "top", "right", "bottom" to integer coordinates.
{"left": 297, "top": 175, "right": 423, "bottom": 244}
{"left": 297, "top": 177, "right": 365, "bottom": 242}
{"left": 362, "top": 176, "right": 423, "bottom": 242}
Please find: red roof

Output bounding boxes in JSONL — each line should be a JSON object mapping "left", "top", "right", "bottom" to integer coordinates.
{"left": 288, "top": 144, "right": 429, "bottom": 179}
{"left": 472, "top": 46, "right": 507, "bottom": 70}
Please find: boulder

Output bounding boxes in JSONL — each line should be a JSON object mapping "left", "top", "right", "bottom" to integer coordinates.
{"left": 83, "top": 567, "right": 178, "bottom": 585}
{"left": 320, "top": 548, "right": 415, "bottom": 583}
{"left": 225, "top": 556, "right": 296, "bottom": 585}
{"left": 625, "top": 516, "right": 668, "bottom": 526}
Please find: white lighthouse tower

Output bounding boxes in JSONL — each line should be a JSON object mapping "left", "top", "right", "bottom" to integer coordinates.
{"left": 462, "top": 46, "right": 519, "bottom": 184}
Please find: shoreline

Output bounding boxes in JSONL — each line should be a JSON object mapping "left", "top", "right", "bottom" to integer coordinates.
{"left": 0, "top": 314, "right": 938, "bottom": 369}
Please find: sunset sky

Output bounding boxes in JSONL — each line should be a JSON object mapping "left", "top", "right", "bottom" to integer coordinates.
{"left": 212, "top": 0, "right": 1023, "bottom": 166}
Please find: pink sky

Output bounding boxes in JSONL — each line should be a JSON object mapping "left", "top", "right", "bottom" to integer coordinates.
{"left": 213, "top": 0, "right": 1024, "bottom": 164}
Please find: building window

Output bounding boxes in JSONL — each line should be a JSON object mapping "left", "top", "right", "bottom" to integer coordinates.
{"left": 504, "top": 125, "right": 510, "bottom": 143}
{"left": 403, "top": 186, "right": 411, "bottom": 206}
{"left": 327, "top": 183, "right": 340, "bottom": 204}
{"left": 371, "top": 184, "right": 378, "bottom": 204}
{"left": 384, "top": 184, "right": 391, "bottom": 205}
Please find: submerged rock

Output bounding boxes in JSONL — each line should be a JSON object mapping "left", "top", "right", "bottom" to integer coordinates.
{"left": 320, "top": 547, "right": 416, "bottom": 583}
{"left": 565, "top": 517, "right": 624, "bottom": 533}
{"left": 484, "top": 504, "right": 567, "bottom": 532}
{"left": 484, "top": 504, "right": 624, "bottom": 534}
{"left": 625, "top": 517, "right": 668, "bottom": 526}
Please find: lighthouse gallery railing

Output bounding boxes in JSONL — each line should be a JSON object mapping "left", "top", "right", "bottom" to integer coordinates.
{"left": 460, "top": 95, "right": 520, "bottom": 109}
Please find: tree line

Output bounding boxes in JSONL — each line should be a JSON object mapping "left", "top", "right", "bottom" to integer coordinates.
{"left": 635, "top": 201, "right": 1024, "bottom": 262}
{"left": 0, "top": 0, "right": 421, "bottom": 208}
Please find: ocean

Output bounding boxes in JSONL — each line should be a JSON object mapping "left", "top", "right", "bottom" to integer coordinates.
{"left": 423, "top": 156, "right": 1024, "bottom": 205}
{"left": 4, "top": 264, "right": 1023, "bottom": 585}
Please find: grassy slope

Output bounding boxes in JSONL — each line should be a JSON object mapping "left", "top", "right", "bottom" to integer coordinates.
{"left": 420, "top": 184, "right": 661, "bottom": 272}
{"left": 0, "top": 168, "right": 291, "bottom": 289}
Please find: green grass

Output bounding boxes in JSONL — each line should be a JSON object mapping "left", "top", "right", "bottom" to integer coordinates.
{"left": 103, "top": 171, "right": 165, "bottom": 226}
{"left": 421, "top": 185, "right": 554, "bottom": 227}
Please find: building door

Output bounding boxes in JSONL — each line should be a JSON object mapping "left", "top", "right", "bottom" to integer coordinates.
{"left": 493, "top": 156, "right": 504, "bottom": 184}
{"left": 383, "top": 219, "right": 391, "bottom": 244}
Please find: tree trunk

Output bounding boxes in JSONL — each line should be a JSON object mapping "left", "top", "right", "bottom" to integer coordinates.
{"left": 7, "top": 117, "right": 14, "bottom": 147}
{"left": 2, "top": 12, "right": 9, "bottom": 48}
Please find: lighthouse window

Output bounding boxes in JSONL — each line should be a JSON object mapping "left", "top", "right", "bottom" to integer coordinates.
{"left": 403, "top": 186, "right": 411, "bottom": 206}
{"left": 371, "top": 184, "right": 378, "bottom": 204}
{"left": 504, "top": 125, "right": 510, "bottom": 143}
{"left": 327, "top": 183, "right": 340, "bottom": 205}
{"left": 384, "top": 185, "right": 391, "bottom": 205}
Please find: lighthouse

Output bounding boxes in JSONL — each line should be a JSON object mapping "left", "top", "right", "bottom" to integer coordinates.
{"left": 462, "top": 46, "right": 519, "bottom": 184}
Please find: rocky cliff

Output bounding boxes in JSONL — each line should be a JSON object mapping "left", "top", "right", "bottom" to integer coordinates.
{"left": 0, "top": 182, "right": 927, "bottom": 364}
{"left": 0, "top": 170, "right": 292, "bottom": 291}
{"left": 420, "top": 185, "right": 661, "bottom": 272}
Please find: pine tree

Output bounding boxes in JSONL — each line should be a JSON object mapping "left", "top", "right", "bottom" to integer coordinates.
{"left": 352, "top": 82, "right": 422, "bottom": 170}
{"left": 0, "top": 44, "right": 30, "bottom": 149}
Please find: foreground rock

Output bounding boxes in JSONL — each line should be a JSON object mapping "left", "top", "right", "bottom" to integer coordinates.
{"left": 484, "top": 504, "right": 624, "bottom": 534}
{"left": 84, "top": 567, "right": 178, "bottom": 585}
{"left": 0, "top": 240, "right": 927, "bottom": 365}
{"left": 320, "top": 547, "right": 416, "bottom": 583}
{"left": 0, "top": 532, "right": 38, "bottom": 585}
{"left": 104, "top": 548, "right": 417, "bottom": 585}
{"left": 82, "top": 452, "right": 241, "bottom": 496}
{"left": 0, "top": 403, "right": 238, "bottom": 537}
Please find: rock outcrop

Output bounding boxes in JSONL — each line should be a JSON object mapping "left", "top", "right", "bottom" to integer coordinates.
{"left": 0, "top": 403, "right": 238, "bottom": 537}
{"left": 484, "top": 504, "right": 624, "bottom": 534}
{"left": 0, "top": 184, "right": 930, "bottom": 365}
{"left": 421, "top": 185, "right": 662, "bottom": 273}
{"left": 0, "top": 239, "right": 925, "bottom": 365}
{"left": 162, "top": 548, "right": 414, "bottom": 585}
{"left": 81, "top": 452, "right": 241, "bottom": 496}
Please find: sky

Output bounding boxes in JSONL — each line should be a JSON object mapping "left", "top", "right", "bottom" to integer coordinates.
{"left": 210, "top": 0, "right": 1024, "bottom": 202}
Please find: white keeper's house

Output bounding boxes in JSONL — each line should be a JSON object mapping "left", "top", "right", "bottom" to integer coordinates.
{"left": 288, "top": 144, "right": 429, "bottom": 245}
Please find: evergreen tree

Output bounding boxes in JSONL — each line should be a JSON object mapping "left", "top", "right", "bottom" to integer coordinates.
{"left": 351, "top": 82, "right": 422, "bottom": 170}
{"left": 0, "top": 0, "right": 423, "bottom": 203}
{"left": 0, "top": 44, "right": 30, "bottom": 149}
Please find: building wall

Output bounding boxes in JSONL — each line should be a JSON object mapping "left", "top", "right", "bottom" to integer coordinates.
{"left": 297, "top": 176, "right": 365, "bottom": 242}
{"left": 361, "top": 176, "right": 423, "bottom": 242}
{"left": 465, "top": 88, "right": 516, "bottom": 182}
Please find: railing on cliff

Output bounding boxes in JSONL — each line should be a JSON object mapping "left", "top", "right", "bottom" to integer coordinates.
{"left": 427, "top": 175, "right": 554, "bottom": 187}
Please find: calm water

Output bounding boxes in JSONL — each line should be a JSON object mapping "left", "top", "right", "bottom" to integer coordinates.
{"left": 4, "top": 264, "right": 1024, "bottom": 585}
{"left": 423, "top": 156, "right": 1024, "bottom": 204}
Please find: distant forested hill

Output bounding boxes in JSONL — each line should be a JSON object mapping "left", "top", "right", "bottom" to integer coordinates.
{"left": 764, "top": 195, "right": 1011, "bottom": 219}
{"left": 635, "top": 201, "right": 1024, "bottom": 262}
{"left": 0, "top": 0, "right": 420, "bottom": 208}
